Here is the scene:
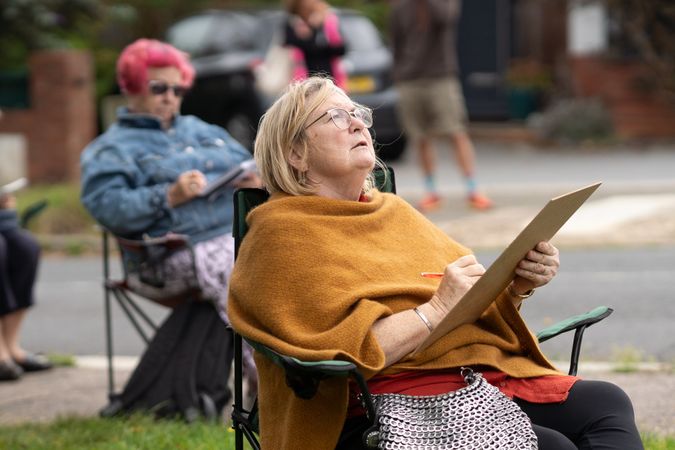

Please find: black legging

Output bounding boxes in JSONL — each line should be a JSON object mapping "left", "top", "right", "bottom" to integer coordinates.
{"left": 0, "top": 228, "right": 41, "bottom": 316}
{"left": 516, "top": 380, "right": 643, "bottom": 450}
{"left": 337, "top": 380, "right": 643, "bottom": 450}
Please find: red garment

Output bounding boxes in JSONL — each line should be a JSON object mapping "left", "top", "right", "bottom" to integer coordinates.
{"left": 348, "top": 369, "right": 578, "bottom": 417}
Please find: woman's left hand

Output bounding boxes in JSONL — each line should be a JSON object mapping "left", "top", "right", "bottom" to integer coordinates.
{"left": 510, "top": 241, "right": 560, "bottom": 296}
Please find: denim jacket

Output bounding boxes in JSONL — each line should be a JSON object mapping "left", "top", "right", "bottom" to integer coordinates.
{"left": 80, "top": 109, "right": 251, "bottom": 244}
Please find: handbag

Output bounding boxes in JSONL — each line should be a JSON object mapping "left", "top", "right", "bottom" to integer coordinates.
{"left": 362, "top": 368, "right": 538, "bottom": 450}
{"left": 254, "top": 37, "right": 294, "bottom": 97}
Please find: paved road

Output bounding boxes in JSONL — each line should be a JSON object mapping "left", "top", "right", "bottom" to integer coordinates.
{"left": 24, "top": 245, "right": 675, "bottom": 363}
{"left": 21, "top": 142, "right": 675, "bottom": 361}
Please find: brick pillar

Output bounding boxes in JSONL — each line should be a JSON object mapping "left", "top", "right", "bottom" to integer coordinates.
{"left": 27, "top": 50, "right": 96, "bottom": 182}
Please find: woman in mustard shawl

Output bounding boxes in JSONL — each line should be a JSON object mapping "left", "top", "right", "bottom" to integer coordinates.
{"left": 228, "top": 77, "right": 643, "bottom": 450}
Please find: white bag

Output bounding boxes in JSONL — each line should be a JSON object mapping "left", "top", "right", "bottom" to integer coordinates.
{"left": 254, "top": 39, "right": 294, "bottom": 97}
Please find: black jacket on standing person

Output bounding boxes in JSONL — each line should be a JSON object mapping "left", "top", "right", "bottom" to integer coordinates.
{"left": 284, "top": 16, "right": 346, "bottom": 78}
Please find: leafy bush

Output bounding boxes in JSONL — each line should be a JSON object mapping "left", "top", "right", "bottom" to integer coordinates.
{"left": 528, "top": 98, "right": 615, "bottom": 144}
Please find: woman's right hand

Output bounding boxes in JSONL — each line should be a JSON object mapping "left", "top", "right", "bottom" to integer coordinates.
{"left": 167, "top": 170, "right": 207, "bottom": 207}
{"left": 427, "top": 255, "right": 486, "bottom": 320}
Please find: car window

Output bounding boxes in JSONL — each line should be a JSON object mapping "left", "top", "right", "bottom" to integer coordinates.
{"left": 167, "top": 12, "right": 259, "bottom": 57}
{"left": 166, "top": 15, "right": 217, "bottom": 56}
{"left": 340, "top": 15, "right": 383, "bottom": 52}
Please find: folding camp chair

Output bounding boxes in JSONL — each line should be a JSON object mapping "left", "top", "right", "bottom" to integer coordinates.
{"left": 100, "top": 230, "right": 203, "bottom": 397}
{"left": 230, "top": 167, "right": 613, "bottom": 450}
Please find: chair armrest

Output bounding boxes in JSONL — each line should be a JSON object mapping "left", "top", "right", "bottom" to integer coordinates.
{"left": 115, "top": 232, "right": 191, "bottom": 253}
{"left": 536, "top": 306, "right": 613, "bottom": 343}
{"left": 106, "top": 229, "right": 196, "bottom": 292}
{"left": 245, "top": 338, "right": 360, "bottom": 400}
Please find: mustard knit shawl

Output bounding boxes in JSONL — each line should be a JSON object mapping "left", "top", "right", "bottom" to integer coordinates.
{"left": 228, "top": 190, "right": 561, "bottom": 449}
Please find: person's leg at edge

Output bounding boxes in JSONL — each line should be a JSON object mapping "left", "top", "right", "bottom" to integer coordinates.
{"left": 1, "top": 228, "right": 51, "bottom": 373}
{"left": 449, "top": 131, "right": 492, "bottom": 210}
{"left": 417, "top": 136, "right": 442, "bottom": 212}
{"left": 516, "top": 379, "right": 644, "bottom": 450}
{"left": 0, "top": 233, "right": 27, "bottom": 379}
{"left": 3, "top": 229, "right": 41, "bottom": 364}
{"left": 1, "top": 308, "right": 28, "bottom": 362}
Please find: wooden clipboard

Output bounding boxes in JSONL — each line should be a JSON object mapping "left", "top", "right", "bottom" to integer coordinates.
{"left": 414, "top": 181, "right": 602, "bottom": 354}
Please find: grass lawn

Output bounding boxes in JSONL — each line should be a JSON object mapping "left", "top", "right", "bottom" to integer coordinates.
{"left": 0, "top": 415, "right": 672, "bottom": 449}
{"left": 0, "top": 415, "right": 246, "bottom": 449}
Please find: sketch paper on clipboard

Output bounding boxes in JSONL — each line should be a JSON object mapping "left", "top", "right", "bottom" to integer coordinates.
{"left": 414, "top": 181, "right": 602, "bottom": 354}
{"left": 199, "top": 160, "right": 257, "bottom": 197}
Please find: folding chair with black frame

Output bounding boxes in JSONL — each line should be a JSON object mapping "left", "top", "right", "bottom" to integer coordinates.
{"left": 100, "top": 229, "right": 202, "bottom": 401}
{"left": 230, "top": 167, "right": 613, "bottom": 450}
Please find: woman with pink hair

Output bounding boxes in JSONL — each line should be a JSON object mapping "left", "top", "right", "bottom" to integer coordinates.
{"left": 81, "top": 38, "right": 258, "bottom": 415}
{"left": 284, "top": 0, "right": 347, "bottom": 89}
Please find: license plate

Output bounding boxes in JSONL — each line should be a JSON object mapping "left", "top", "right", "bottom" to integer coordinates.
{"left": 347, "top": 76, "right": 375, "bottom": 94}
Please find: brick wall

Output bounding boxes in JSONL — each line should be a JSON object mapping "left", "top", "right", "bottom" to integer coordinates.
{"left": 569, "top": 56, "right": 675, "bottom": 139}
{"left": 0, "top": 50, "right": 96, "bottom": 183}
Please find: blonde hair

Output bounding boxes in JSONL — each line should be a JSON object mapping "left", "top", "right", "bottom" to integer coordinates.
{"left": 254, "top": 76, "right": 385, "bottom": 196}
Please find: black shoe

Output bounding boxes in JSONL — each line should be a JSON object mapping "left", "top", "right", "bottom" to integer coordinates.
{"left": 99, "top": 397, "right": 125, "bottom": 418}
{"left": 14, "top": 353, "right": 53, "bottom": 372}
{"left": 0, "top": 359, "right": 23, "bottom": 381}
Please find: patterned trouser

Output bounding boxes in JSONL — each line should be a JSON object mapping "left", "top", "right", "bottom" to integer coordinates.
{"left": 130, "top": 233, "right": 257, "bottom": 389}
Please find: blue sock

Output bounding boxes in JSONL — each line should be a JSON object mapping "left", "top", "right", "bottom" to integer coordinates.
{"left": 424, "top": 175, "right": 437, "bottom": 194}
{"left": 465, "top": 177, "right": 477, "bottom": 196}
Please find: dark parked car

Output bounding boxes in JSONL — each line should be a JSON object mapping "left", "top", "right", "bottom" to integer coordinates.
{"left": 166, "top": 9, "right": 406, "bottom": 160}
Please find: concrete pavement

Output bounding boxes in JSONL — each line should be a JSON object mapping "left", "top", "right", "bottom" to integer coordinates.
{"left": 1, "top": 140, "right": 674, "bottom": 435}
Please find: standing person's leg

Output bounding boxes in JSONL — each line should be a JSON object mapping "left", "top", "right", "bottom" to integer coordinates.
{"left": 440, "top": 77, "right": 492, "bottom": 209}
{"left": 417, "top": 136, "right": 442, "bottom": 210}
{"left": 448, "top": 130, "right": 492, "bottom": 209}
{"left": 395, "top": 79, "right": 442, "bottom": 211}
{"left": 516, "top": 380, "right": 644, "bottom": 450}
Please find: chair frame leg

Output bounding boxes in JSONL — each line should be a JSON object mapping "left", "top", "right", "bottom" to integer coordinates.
{"left": 568, "top": 325, "right": 588, "bottom": 376}
{"left": 110, "top": 289, "right": 154, "bottom": 344}
{"left": 103, "top": 231, "right": 115, "bottom": 397}
{"left": 233, "top": 332, "right": 260, "bottom": 450}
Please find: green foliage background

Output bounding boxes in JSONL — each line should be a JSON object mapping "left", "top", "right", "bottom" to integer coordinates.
{"left": 0, "top": 0, "right": 389, "bottom": 101}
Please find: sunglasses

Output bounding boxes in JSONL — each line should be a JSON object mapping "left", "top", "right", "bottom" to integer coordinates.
{"left": 147, "top": 80, "right": 189, "bottom": 97}
{"left": 306, "top": 107, "right": 373, "bottom": 130}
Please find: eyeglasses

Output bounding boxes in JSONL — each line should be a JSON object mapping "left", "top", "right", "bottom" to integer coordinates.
{"left": 147, "top": 80, "right": 189, "bottom": 98}
{"left": 306, "top": 107, "right": 373, "bottom": 130}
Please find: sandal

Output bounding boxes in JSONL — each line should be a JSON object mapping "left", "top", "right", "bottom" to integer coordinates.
{"left": 0, "top": 359, "right": 23, "bottom": 381}
{"left": 14, "top": 353, "right": 53, "bottom": 372}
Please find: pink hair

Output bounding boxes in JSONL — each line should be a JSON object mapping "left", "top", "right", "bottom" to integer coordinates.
{"left": 116, "top": 39, "right": 196, "bottom": 94}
